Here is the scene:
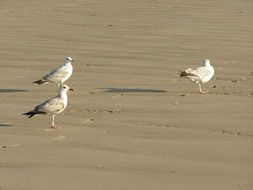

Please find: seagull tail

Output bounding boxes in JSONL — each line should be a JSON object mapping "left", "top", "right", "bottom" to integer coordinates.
{"left": 22, "top": 110, "right": 38, "bottom": 118}
{"left": 22, "top": 110, "right": 46, "bottom": 118}
{"left": 179, "top": 71, "right": 195, "bottom": 77}
{"left": 33, "top": 79, "right": 45, "bottom": 85}
{"left": 179, "top": 71, "right": 187, "bottom": 77}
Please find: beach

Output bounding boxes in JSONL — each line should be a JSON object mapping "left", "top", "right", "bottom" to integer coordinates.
{"left": 0, "top": 0, "right": 253, "bottom": 189}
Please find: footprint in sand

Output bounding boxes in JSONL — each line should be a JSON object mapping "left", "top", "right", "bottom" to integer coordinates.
{"left": 168, "top": 101, "right": 182, "bottom": 106}
{"left": 1, "top": 144, "right": 20, "bottom": 149}
{"left": 82, "top": 118, "right": 95, "bottom": 124}
{"left": 0, "top": 123, "right": 12, "bottom": 127}
{"left": 52, "top": 135, "right": 66, "bottom": 141}
{"left": 112, "top": 94, "right": 124, "bottom": 98}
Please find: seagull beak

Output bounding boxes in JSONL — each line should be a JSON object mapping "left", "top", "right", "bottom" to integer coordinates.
{"left": 69, "top": 88, "right": 74, "bottom": 91}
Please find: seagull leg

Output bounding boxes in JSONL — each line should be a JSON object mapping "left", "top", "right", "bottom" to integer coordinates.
{"left": 58, "top": 81, "right": 64, "bottom": 87}
{"left": 198, "top": 83, "right": 207, "bottom": 94}
{"left": 51, "top": 115, "right": 56, "bottom": 128}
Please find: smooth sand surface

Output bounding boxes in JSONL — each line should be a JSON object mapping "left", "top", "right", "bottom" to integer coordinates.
{"left": 0, "top": 1, "right": 253, "bottom": 189}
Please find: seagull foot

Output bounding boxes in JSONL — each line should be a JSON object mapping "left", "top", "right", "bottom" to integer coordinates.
{"left": 51, "top": 125, "right": 57, "bottom": 129}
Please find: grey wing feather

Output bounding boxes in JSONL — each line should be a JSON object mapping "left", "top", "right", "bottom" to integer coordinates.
{"left": 36, "top": 97, "right": 65, "bottom": 114}
{"left": 42, "top": 65, "right": 68, "bottom": 82}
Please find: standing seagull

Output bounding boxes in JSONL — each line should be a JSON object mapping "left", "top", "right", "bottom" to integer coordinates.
{"left": 179, "top": 59, "right": 214, "bottom": 94}
{"left": 23, "top": 84, "right": 73, "bottom": 128}
{"left": 33, "top": 57, "right": 73, "bottom": 86}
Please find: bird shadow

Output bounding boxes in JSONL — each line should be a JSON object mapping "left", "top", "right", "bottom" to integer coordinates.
{"left": 99, "top": 88, "right": 167, "bottom": 93}
{"left": 0, "top": 89, "right": 28, "bottom": 93}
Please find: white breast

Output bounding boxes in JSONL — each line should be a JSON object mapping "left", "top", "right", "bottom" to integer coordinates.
{"left": 62, "top": 63, "right": 73, "bottom": 83}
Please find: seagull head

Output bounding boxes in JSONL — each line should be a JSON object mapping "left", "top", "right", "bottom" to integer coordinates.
{"left": 59, "top": 84, "right": 74, "bottom": 93}
{"left": 64, "top": 56, "right": 74, "bottom": 63}
{"left": 203, "top": 59, "right": 211, "bottom": 67}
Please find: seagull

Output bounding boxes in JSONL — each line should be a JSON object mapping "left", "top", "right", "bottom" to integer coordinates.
{"left": 33, "top": 57, "right": 73, "bottom": 86}
{"left": 22, "top": 84, "right": 73, "bottom": 128}
{"left": 179, "top": 59, "right": 214, "bottom": 94}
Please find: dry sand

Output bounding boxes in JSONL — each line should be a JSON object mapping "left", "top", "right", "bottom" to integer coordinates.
{"left": 0, "top": 0, "right": 253, "bottom": 189}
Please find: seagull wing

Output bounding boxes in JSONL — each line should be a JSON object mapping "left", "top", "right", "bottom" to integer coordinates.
{"left": 42, "top": 65, "right": 69, "bottom": 83}
{"left": 35, "top": 97, "right": 65, "bottom": 114}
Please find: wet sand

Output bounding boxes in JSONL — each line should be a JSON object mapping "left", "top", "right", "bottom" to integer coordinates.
{"left": 0, "top": 0, "right": 253, "bottom": 189}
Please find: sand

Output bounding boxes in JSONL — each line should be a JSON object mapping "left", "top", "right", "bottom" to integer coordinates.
{"left": 0, "top": 0, "right": 253, "bottom": 189}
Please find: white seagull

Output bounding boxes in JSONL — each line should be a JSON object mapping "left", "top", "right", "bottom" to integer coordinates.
{"left": 23, "top": 84, "right": 73, "bottom": 128}
{"left": 179, "top": 59, "right": 214, "bottom": 94}
{"left": 33, "top": 56, "right": 73, "bottom": 86}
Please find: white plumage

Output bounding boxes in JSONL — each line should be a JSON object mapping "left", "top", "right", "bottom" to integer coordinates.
{"left": 23, "top": 84, "right": 73, "bottom": 128}
{"left": 179, "top": 59, "right": 214, "bottom": 93}
{"left": 33, "top": 57, "right": 73, "bottom": 86}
